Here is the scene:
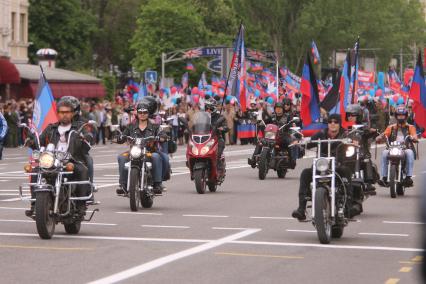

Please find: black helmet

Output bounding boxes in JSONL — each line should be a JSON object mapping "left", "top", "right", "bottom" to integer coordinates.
{"left": 136, "top": 102, "right": 149, "bottom": 113}
{"left": 139, "top": 96, "right": 157, "bottom": 115}
{"left": 205, "top": 99, "right": 217, "bottom": 112}
{"left": 345, "top": 104, "right": 362, "bottom": 123}
{"left": 395, "top": 105, "right": 408, "bottom": 123}
{"left": 327, "top": 113, "right": 342, "bottom": 126}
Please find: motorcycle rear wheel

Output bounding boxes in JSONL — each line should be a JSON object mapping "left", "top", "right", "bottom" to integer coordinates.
{"left": 207, "top": 181, "right": 217, "bottom": 192}
{"left": 396, "top": 183, "right": 405, "bottom": 196}
{"left": 331, "top": 225, "right": 344, "bottom": 238}
{"left": 64, "top": 221, "right": 81, "bottom": 234}
{"left": 314, "top": 186, "right": 332, "bottom": 244}
{"left": 129, "top": 168, "right": 140, "bottom": 211}
{"left": 258, "top": 150, "right": 269, "bottom": 180}
{"left": 194, "top": 169, "right": 206, "bottom": 194}
{"left": 35, "top": 192, "right": 56, "bottom": 239}
{"left": 277, "top": 168, "right": 287, "bottom": 178}
{"left": 141, "top": 191, "right": 153, "bottom": 208}
{"left": 389, "top": 164, "right": 397, "bottom": 198}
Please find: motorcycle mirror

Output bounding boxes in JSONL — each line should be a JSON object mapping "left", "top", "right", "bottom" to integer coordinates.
{"left": 292, "top": 117, "right": 300, "bottom": 123}
{"left": 290, "top": 127, "right": 301, "bottom": 131}
{"left": 19, "top": 123, "right": 28, "bottom": 128}
{"left": 88, "top": 120, "right": 97, "bottom": 126}
{"left": 110, "top": 125, "right": 120, "bottom": 132}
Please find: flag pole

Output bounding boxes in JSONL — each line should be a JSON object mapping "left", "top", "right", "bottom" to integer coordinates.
{"left": 351, "top": 36, "right": 360, "bottom": 104}
{"left": 276, "top": 59, "right": 279, "bottom": 99}
{"left": 39, "top": 64, "right": 47, "bottom": 81}
{"left": 220, "top": 23, "right": 242, "bottom": 115}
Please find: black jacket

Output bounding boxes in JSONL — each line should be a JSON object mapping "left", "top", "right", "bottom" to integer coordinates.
{"left": 308, "top": 128, "right": 347, "bottom": 157}
{"left": 36, "top": 121, "right": 94, "bottom": 164}
{"left": 118, "top": 121, "right": 165, "bottom": 151}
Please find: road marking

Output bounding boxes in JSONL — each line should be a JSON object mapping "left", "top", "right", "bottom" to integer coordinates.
{"left": 0, "top": 171, "right": 24, "bottom": 175}
{"left": 116, "top": 212, "right": 163, "bottom": 216}
{"left": 0, "top": 244, "right": 93, "bottom": 251}
{"left": 231, "top": 240, "right": 424, "bottom": 252}
{"left": 0, "top": 193, "right": 18, "bottom": 196}
{"left": 215, "top": 252, "right": 304, "bottom": 259}
{"left": 87, "top": 228, "right": 260, "bottom": 284}
{"left": 183, "top": 214, "right": 228, "bottom": 218}
{"left": 0, "top": 219, "right": 34, "bottom": 223}
{"left": 212, "top": 227, "right": 252, "bottom": 230}
{"left": 83, "top": 222, "right": 117, "bottom": 226}
{"left": 385, "top": 279, "right": 399, "bottom": 284}
{"left": 0, "top": 198, "right": 22, "bottom": 202}
{"left": 359, "top": 233, "right": 409, "bottom": 237}
{"left": 399, "top": 267, "right": 412, "bottom": 272}
{"left": 412, "top": 255, "right": 423, "bottom": 262}
{"left": 399, "top": 261, "right": 421, "bottom": 265}
{"left": 103, "top": 174, "right": 119, "bottom": 177}
{"left": 250, "top": 216, "right": 294, "bottom": 220}
{"left": 142, "top": 225, "right": 189, "bottom": 229}
{"left": 0, "top": 206, "right": 27, "bottom": 210}
{"left": 95, "top": 183, "right": 119, "bottom": 189}
{"left": 286, "top": 229, "right": 316, "bottom": 233}
{"left": 383, "top": 221, "right": 426, "bottom": 225}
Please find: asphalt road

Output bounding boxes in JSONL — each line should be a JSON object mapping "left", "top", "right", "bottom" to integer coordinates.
{"left": 0, "top": 141, "right": 424, "bottom": 284}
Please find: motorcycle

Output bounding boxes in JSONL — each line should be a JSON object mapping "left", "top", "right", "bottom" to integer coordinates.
{"left": 254, "top": 117, "right": 303, "bottom": 180}
{"left": 19, "top": 121, "right": 98, "bottom": 239}
{"left": 383, "top": 136, "right": 416, "bottom": 198}
{"left": 112, "top": 126, "right": 160, "bottom": 211}
{"left": 306, "top": 138, "right": 362, "bottom": 244}
{"left": 186, "top": 112, "right": 226, "bottom": 194}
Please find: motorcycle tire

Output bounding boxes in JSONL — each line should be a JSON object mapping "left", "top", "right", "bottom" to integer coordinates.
{"left": 129, "top": 168, "right": 140, "bottom": 211}
{"left": 64, "top": 221, "right": 81, "bottom": 234}
{"left": 141, "top": 190, "right": 153, "bottom": 208}
{"left": 314, "top": 186, "right": 332, "bottom": 244}
{"left": 277, "top": 168, "right": 287, "bottom": 179}
{"left": 331, "top": 225, "right": 344, "bottom": 238}
{"left": 35, "top": 192, "right": 55, "bottom": 239}
{"left": 396, "top": 184, "right": 405, "bottom": 196}
{"left": 194, "top": 169, "right": 206, "bottom": 194}
{"left": 207, "top": 181, "right": 217, "bottom": 192}
{"left": 389, "top": 164, "right": 397, "bottom": 198}
{"left": 258, "top": 150, "right": 269, "bottom": 180}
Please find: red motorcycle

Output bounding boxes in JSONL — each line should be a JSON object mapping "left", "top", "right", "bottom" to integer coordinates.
{"left": 186, "top": 112, "right": 226, "bottom": 194}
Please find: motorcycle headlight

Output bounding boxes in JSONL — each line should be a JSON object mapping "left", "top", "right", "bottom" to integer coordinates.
{"left": 192, "top": 147, "right": 198, "bottom": 155}
{"left": 389, "top": 147, "right": 402, "bottom": 156}
{"left": 39, "top": 152, "right": 55, "bottom": 168}
{"left": 265, "top": 131, "right": 276, "bottom": 140}
{"left": 345, "top": 146, "right": 355, "bottom": 157}
{"left": 32, "top": 150, "right": 40, "bottom": 160}
{"left": 130, "top": 146, "right": 142, "bottom": 158}
{"left": 200, "top": 146, "right": 210, "bottom": 155}
{"left": 315, "top": 158, "right": 329, "bottom": 172}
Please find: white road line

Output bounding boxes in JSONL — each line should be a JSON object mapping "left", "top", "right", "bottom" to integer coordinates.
{"left": 0, "top": 190, "right": 28, "bottom": 192}
{"left": 142, "top": 225, "right": 190, "bottom": 229}
{"left": 183, "top": 214, "right": 229, "bottom": 218}
{"left": 250, "top": 216, "right": 294, "bottom": 220}
{"left": 212, "top": 227, "right": 253, "bottom": 230}
{"left": 286, "top": 229, "right": 316, "bottom": 233}
{"left": 0, "top": 219, "right": 34, "bottom": 223}
{"left": 103, "top": 174, "right": 119, "bottom": 177}
{"left": 116, "top": 212, "right": 163, "bottom": 216}
{"left": 0, "top": 171, "right": 24, "bottom": 175}
{"left": 0, "top": 193, "right": 18, "bottom": 196}
{"left": 95, "top": 183, "right": 119, "bottom": 189}
{"left": 383, "top": 221, "right": 426, "bottom": 225}
{"left": 82, "top": 222, "right": 117, "bottom": 226}
{"left": 88, "top": 228, "right": 260, "bottom": 284}
{"left": 0, "top": 206, "right": 26, "bottom": 210}
{"left": 0, "top": 198, "right": 22, "bottom": 202}
{"left": 359, "top": 232, "right": 409, "bottom": 237}
{"left": 231, "top": 240, "right": 424, "bottom": 252}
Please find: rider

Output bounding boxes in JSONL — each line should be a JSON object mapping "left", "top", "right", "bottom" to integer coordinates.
{"left": 376, "top": 105, "right": 417, "bottom": 187}
{"left": 345, "top": 103, "right": 379, "bottom": 194}
{"left": 248, "top": 101, "right": 298, "bottom": 169}
{"left": 116, "top": 102, "right": 169, "bottom": 195}
{"left": 26, "top": 97, "right": 94, "bottom": 216}
{"left": 205, "top": 99, "right": 228, "bottom": 170}
{"left": 291, "top": 114, "right": 350, "bottom": 220}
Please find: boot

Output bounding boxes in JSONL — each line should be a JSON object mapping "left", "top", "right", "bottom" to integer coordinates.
{"left": 153, "top": 182, "right": 163, "bottom": 194}
{"left": 247, "top": 157, "right": 256, "bottom": 168}
{"left": 291, "top": 200, "right": 307, "bottom": 221}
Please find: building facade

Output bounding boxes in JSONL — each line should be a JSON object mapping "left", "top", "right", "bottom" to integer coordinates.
{"left": 0, "top": 0, "right": 29, "bottom": 63}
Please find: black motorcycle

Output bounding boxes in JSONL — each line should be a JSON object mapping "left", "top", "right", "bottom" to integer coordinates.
{"left": 19, "top": 122, "right": 98, "bottom": 239}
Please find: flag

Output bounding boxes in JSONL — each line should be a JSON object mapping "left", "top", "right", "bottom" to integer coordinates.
{"left": 300, "top": 52, "right": 321, "bottom": 126}
{"left": 185, "top": 62, "right": 195, "bottom": 71}
{"left": 311, "top": 41, "right": 321, "bottom": 64}
{"left": 181, "top": 72, "right": 189, "bottom": 91}
{"left": 350, "top": 37, "right": 360, "bottom": 103}
{"left": 136, "top": 81, "right": 147, "bottom": 102}
{"left": 321, "top": 72, "right": 341, "bottom": 112}
{"left": 32, "top": 72, "right": 58, "bottom": 134}
{"left": 227, "top": 24, "right": 247, "bottom": 111}
{"left": 198, "top": 71, "right": 208, "bottom": 90}
{"left": 409, "top": 51, "right": 426, "bottom": 129}
{"left": 339, "top": 51, "right": 352, "bottom": 128}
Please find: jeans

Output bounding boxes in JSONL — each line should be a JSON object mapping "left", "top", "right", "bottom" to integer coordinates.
{"left": 381, "top": 149, "right": 414, "bottom": 177}
{"left": 118, "top": 152, "right": 165, "bottom": 188}
{"left": 0, "top": 139, "right": 4, "bottom": 160}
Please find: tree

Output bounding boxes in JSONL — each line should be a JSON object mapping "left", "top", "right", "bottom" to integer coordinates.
{"left": 28, "top": 0, "right": 96, "bottom": 68}
{"left": 131, "top": 0, "right": 208, "bottom": 79}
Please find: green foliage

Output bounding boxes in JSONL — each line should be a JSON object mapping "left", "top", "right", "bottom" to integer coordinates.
{"left": 102, "top": 75, "right": 117, "bottom": 101}
{"left": 28, "top": 0, "right": 96, "bottom": 68}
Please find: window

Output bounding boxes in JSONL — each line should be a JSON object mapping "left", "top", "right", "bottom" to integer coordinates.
{"left": 19, "top": 13, "right": 26, "bottom": 42}
{"left": 11, "top": 12, "right": 16, "bottom": 41}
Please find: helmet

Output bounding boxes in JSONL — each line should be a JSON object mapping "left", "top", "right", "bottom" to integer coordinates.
{"left": 57, "top": 96, "right": 76, "bottom": 112}
{"left": 395, "top": 106, "right": 408, "bottom": 123}
{"left": 205, "top": 99, "right": 217, "bottom": 112}
{"left": 345, "top": 104, "right": 363, "bottom": 123}
{"left": 58, "top": 96, "right": 80, "bottom": 114}
{"left": 136, "top": 102, "right": 149, "bottom": 113}
{"left": 274, "top": 102, "right": 284, "bottom": 109}
{"left": 138, "top": 96, "right": 157, "bottom": 115}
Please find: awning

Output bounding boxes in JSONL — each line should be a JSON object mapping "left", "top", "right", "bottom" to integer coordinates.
{"left": 0, "top": 58, "right": 20, "bottom": 84}
{"left": 29, "top": 82, "right": 105, "bottom": 98}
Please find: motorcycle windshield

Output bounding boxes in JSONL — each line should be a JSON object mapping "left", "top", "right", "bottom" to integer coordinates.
{"left": 192, "top": 112, "right": 212, "bottom": 134}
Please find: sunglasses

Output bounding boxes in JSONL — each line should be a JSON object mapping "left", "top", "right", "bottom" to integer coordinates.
{"left": 284, "top": 103, "right": 291, "bottom": 106}
{"left": 348, "top": 114, "right": 357, "bottom": 117}
{"left": 57, "top": 110, "right": 72, "bottom": 114}
{"left": 137, "top": 111, "right": 149, "bottom": 114}
{"left": 328, "top": 120, "right": 339, "bottom": 124}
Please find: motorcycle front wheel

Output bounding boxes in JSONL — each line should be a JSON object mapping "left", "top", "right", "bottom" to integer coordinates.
{"left": 129, "top": 168, "right": 140, "bottom": 211}
{"left": 314, "top": 186, "right": 332, "bottom": 244}
{"left": 207, "top": 181, "right": 217, "bottom": 192}
{"left": 194, "top": 169, "right": 206, "bottom": 194}
{"left": 389, "top": 164, "right": 397, "bottom": 198}
{"left": 277, "top": 168, "right": 287, "bottom": 179}
{"left": 258, "top": 150, "right": 269, "bottom": 180}
{"left": 35, "top": 192, "right": 56, "bottom": 239}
